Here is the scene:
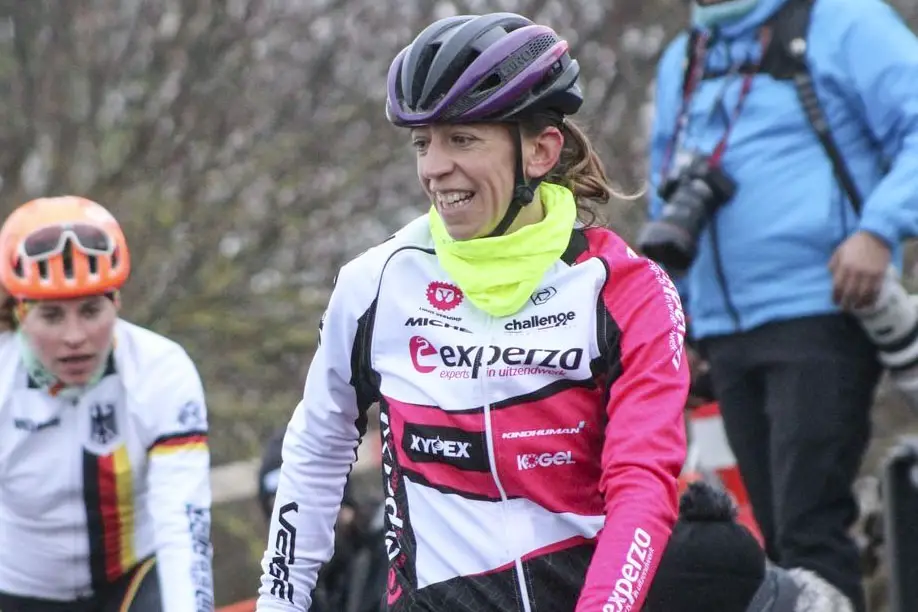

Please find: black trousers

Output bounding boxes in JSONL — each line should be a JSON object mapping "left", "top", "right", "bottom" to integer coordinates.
{"left": 701, "top": 314, "right": 882, "bottom": 612}
{"left": 0, "top": 557, "right": 160, "bottom": 612}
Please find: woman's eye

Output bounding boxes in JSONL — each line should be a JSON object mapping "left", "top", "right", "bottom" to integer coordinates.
{"left": 412, "top": 139, "right": 429, "bottom": 151}
{"left": 41, "top": 311, "right": 63, "bottom": 324}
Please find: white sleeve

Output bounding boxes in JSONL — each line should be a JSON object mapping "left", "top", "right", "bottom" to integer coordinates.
{"left": 256, "top": 260, "right": 378, "bottom": 611}
{"left": 145, "top": 351, "right": 215, "bottom": 612}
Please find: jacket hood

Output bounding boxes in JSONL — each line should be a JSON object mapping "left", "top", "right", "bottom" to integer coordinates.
{"left": 693, "top": 0, "right": 791, "bottom": 37}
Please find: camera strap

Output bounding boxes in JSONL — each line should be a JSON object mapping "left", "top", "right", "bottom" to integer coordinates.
{"left": 662, "top": 27, "right": 772, "bottom": 178}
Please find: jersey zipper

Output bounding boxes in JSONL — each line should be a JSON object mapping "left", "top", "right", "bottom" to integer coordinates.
{"left": 69, "top": 395, "right": 93, "bottom": 600}
{"left": 479, "top": 315, "right": 533, "bottom": 612}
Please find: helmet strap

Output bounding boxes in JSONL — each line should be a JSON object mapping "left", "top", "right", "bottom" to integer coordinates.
{"left": 484, "top": 124, "right": 543, "bottom": 238}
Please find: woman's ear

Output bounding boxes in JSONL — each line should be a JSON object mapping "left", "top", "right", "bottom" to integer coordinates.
{"left": 524, "top": 126, "right": 564, "bottom": 179}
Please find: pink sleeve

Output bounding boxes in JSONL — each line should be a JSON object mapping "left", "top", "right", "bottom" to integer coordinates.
{"left": 575, "top": 248, "right": 689, "bottom": 612}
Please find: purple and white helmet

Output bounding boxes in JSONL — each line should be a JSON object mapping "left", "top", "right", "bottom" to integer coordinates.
{"left": 386, "top": 13, "right": 583, "bottom": 127}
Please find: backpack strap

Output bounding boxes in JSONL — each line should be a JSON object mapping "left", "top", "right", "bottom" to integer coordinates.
{"left": 764, "top": 0, "right": 865, "bottom": 215}
{"left": 679, "top": 0, "right": 864, "bottom": 215}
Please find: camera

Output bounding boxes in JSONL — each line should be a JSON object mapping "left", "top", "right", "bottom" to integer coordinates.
{"left": 638, "top": 154, "right": 737, "bottom": 275}
{"left": 851, "top": 266, "right": 918, "bottom": 413}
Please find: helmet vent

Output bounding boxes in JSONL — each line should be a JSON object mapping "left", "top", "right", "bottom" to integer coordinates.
{"left": 62, "top": 241, "right": 74, "bottom": 279}
{"left": 474, "top": 73, "right": 501, "bottom": 95}
{"left": 411, "top": 44, "right": 441, "bottom": 105}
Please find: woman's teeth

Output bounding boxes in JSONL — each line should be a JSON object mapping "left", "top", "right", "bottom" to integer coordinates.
{"left": 436, "top": 191, "right": 474, "bottom": 209}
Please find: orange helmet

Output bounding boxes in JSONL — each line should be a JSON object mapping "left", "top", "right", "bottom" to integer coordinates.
{"left": 0, "top": 196, "right": 130, "bottom": 300}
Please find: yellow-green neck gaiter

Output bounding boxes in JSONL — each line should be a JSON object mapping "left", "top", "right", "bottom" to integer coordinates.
{"left": 429, "top": 182, "right": 577, "bottom": 318}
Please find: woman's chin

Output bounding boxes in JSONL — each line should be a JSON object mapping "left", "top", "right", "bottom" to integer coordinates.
{"left": 437, "top": 216, "right": 480, "bottom": 241}
{"left": 53, "top": 360, "right": 99, "bottom": 386}
{"left": 446, "top": 226, "right": 479, "bottom": 241}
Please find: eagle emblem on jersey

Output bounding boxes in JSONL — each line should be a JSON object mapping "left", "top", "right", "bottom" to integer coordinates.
{"left": 89, "top": 402, "right": 118, "bottom": 445}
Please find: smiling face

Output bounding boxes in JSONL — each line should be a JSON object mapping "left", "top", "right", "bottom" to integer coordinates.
{"left": 19, "top": 294, "right": 117, "bottom": 385}
{"left": 411, "top": 122, "right": 564, "bottom": 240}
{"left": 412, "top": 123, "right": 517, "bottom": 241}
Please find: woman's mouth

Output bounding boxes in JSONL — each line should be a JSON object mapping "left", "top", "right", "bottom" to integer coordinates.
{"left": 435, "top": 190, "right": 475, "bottom": 211}
{"left": 59, "top": 354, "right": 94, "bottom": 365}
{"left": 57, "top": 354, "right": 97, "bottom": 377}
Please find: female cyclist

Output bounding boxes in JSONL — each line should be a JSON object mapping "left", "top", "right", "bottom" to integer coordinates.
{"left": 256, "top": 12, "right": 689, "bottom": 612}
{"left": 0, "top": 196, "right": 214, "bottom": 612}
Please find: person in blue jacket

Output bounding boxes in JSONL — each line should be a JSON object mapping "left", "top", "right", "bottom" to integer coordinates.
{"left": 640, "top": 0, "right": 918, "bottom": 610}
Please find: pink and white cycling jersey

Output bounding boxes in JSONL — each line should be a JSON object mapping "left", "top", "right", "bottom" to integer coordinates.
{"left": 257, "top": 215, "right": 689, "bottom": 612}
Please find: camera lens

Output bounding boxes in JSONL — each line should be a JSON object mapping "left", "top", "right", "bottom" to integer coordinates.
{"left": 638, "top": 156, "right": 736, "bottom": 271}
